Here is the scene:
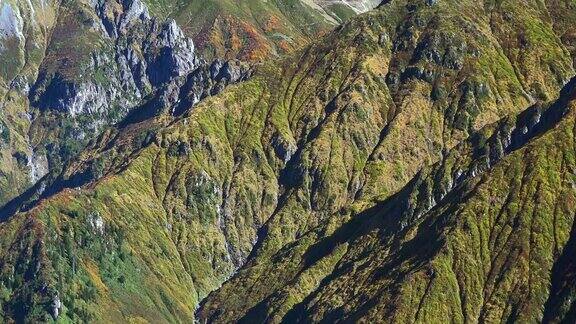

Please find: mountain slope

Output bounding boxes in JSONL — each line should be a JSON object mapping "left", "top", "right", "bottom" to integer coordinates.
{"left": 0, "top": 0, "right": 251, "bottom": 209}
{"left": 202, "top": 78, "right": 576, "bottom": 323}
{"left": 0, "top": 0, "right": 574, "bottom": 322}
{"left": 290, "top": 79, "right": 576, "bottom": 323}
{"left": 0, "top": 0, "right": 59, "bottom": 206}
{"left": 194, "top": 0, "right": 576, "bottom": 322}
{"left": 144, "top": 0, "right": 379, "bottom": 61}
{"left": 0, "top": 0, "right": 365, "bottom": 210}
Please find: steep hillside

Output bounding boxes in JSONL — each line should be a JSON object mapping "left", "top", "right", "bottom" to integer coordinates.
{"left": 0, "top": 0, "right": 59, "bottom": 207}
{"left": 155, "top": 0, "right": 371, "bottom": 61}
{"left": 0, "top": 0, "right": 250, "bottom": 208}
{"left": 199, "top": 77, "right": 576, "bottom": 323}
{"left": 0, "top": 0, "right": 574, "bottom": 322}
{"left": 0, "top": 0, "right": 360, "bottom": 210}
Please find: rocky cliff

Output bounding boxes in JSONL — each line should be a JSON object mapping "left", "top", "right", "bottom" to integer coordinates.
{"left": 0, "top": 0, "right": 250, "bottom": 208}
{"left": 0, "top": 0, "right": 575, "bottom": 322}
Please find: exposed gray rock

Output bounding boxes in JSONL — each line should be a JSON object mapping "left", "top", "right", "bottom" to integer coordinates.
{"left": 27, "top": 147, "right": 48, "bottom": 183}
{"left": 158, "top": 19, "right": 185, "bottom": 48}
{"left": 10, "top": 76, "right": 30, "bottom": 94}
{"left": 313, "top": 0, "right": 381, "bottom": 14}
{"left": 20, "top": 0, "right": 253, "bottom": 197}
{"left": 29, "top": 0, "right": 251, "bottom": 124}
{"left": 171, "top": 59, "right": 252, "bottom": 116}
{"left": 118, "top": 0, "right": 149, "bottom": 31}
{"left": 50, "top": 293, "right": 61, "bottom": 320}
{"left": 147, "top": 20, "right": 199, "bottom": 86}
{"left": 30, "top": 0, "right": 200, "bottom": 117}
{"left": 0, "top": 3, "right": 24, "bottom": 43}
{"left": 88, "top": 212, "right": 105, "bottom": 235}
{"left": 271, "top": 133, "right": 297, "bottom": 164}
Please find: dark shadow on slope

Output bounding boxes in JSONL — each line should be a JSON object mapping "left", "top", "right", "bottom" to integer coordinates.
{"left": 237, "top": 76, "right": 576, "bottom": 323}
{"left": 241, "top": 88, "right": 356, "bottom": 266}
{"left": 0, "top": 60, "right": 252, "bottom": 221}
{"left": 543, "top": 215, "right": 576, "bottom": 323}
{"left": 237, "top": 187, "right": 407, "bottom": 323}
{"left": 279, "top": 175, "right": 479, "bottom": 323}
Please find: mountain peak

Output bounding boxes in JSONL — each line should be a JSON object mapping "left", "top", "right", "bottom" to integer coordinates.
{"left": 0, "top": 0, "right": 575, "bottom": 322}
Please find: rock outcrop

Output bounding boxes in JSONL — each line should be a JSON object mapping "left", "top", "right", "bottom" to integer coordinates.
{"left": 16, "top": 0, "right": 251, "bottom": 200}
{"left": 0, "top": 0, "right": 575, "bottom": 323}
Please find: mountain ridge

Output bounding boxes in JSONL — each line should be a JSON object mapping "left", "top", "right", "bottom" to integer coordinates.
{"left": 0, "top": 0, "right": 575, "bottom": 322}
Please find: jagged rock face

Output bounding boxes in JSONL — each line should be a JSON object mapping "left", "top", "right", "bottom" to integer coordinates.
{"left": 27, "top": 146, "right": 48, "bottom": 183}
{"left": 0, "top": 0, "right": 251, "bottom": 208}
{"left": 29, "top": 0, "right": 200, "bottom": 116}
{"left": 273, "top": 83, "right": 576, "bottom": 324}
{"left": 0, "top": 0, "right": 575, "bottom": 323}
{"left": 0, "top": 0, "right": 364, "bottom": 207}
{"left": 0, "top": 0, "right": 60, "bottom": 206}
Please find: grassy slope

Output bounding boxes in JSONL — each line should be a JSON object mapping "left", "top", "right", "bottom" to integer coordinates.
{"left": 0, "top": 0, "right": 59, "bottom": 205}
{"left": 0, "top": 0, "right": 574, "bottom": 322}
{"left": 264, "top": 86, "right": 576, "bottom": 323}
{"left": 0, "top": 0, "right": 339, "bottom": 208}
{"left": 145, "top": 0, "right": 337, "bottom": 61}
{"left": 197, "top": 0, "right": 576, "bottom": 322}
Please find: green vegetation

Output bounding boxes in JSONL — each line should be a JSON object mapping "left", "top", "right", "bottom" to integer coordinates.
{"left": 0, "top": 0, "right": 575, "bottom": 322}
{"left": 158, "top": 0, "right": 337, "bottom": 60}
